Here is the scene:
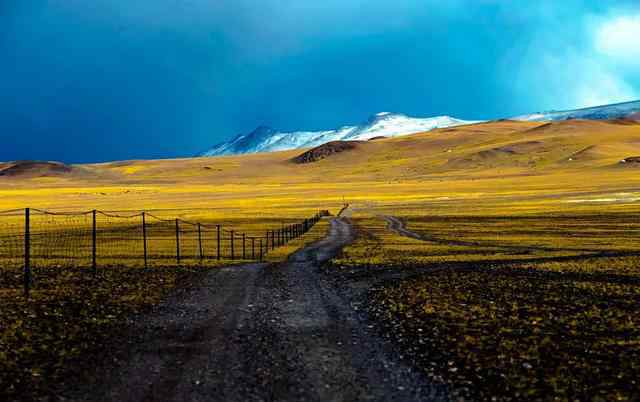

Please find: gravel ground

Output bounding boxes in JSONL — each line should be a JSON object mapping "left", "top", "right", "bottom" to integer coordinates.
{"left": 68, "top": 217, "right": 448, "bottom": 402}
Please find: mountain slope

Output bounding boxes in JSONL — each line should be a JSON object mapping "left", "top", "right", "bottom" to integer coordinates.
{"left": 513, "top": 100, "right": 640, "bottom": 122}
{"left": 201, "top": 113, "right": 476, "bottom": 157}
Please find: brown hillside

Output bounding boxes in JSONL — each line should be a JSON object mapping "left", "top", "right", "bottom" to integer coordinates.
{"left": 0, "top": 161, "right": 74, "bottom": 178}
{"left": 292, "top": 141, "right": 365, "bottom": 164}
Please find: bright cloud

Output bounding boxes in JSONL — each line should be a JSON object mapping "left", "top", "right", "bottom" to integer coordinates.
{"left": 595, "top": 15, "right": 640, "bottom": 63}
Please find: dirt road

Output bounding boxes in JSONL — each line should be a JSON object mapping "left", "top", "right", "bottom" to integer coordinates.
{"left": 72, "top": 217, "right": 447, "bottom": 402}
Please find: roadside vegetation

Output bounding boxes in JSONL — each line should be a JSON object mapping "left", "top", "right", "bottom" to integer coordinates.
{"left": 0, "top": 265, "right": 213, "bottom": 401}
{"left": 335, "top": 208, "right": 640, "bottom": 401}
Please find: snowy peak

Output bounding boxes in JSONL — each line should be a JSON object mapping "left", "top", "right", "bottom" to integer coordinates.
{"left": 513, "top": 100, "right": 640, "bottom": 122}
{"left": 247, "top": 125, "right": 277, "bottom": 138}
{"left": 201, "top": 113, "right": 477, "bottom": 157}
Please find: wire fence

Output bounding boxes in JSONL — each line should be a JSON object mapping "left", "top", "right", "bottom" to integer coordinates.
{"left": 0, "top": 207, "right": 329, "bottom": 297}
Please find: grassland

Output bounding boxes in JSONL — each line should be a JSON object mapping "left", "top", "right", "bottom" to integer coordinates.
{"left": 333, "top": 206, "right": 640, "bottom": 400}
{"left": 2, "top": 119, "right": 640, "bottom": 400}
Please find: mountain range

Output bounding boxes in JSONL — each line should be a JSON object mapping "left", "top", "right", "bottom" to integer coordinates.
{"left": 201, "top": 100, "right": 640, "bottom": 157}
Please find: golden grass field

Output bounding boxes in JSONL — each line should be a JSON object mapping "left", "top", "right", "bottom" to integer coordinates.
{"left": 2, "top": 118, "right": 640, "bottom": 400}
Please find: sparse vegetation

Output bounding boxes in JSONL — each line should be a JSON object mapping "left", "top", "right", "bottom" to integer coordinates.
{"left": 335, "top": 209, "right": 640, "bottom": 400}
{"left": 0, "top": 265, "right": 209, "bottom": 401}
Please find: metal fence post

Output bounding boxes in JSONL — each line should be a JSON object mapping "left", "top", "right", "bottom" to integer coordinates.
{"left": 230, "top": 230, "right": 235, "bottom": 260}
{"left": 217, "top": 224, "right": 221, "bottom": 260}
{"left": 198, "top": 223, "right": 204, "bottom": 261}
{"left": 175, "top": 219, "right": 180, "bottom": 265}
{"left": 271, "top": 230, "right": 275, "bottom": 250}
{"left": 142, "top": 212, "right": 148, "bottom": 269}
{"left": 92, "top": 209, "right": 97, "bottom": 274}
{"left": 24, "top": 208, "right": 31, "bottom": 298}
{"left": 259, "top": 239, "right": 263, "bottom": 261}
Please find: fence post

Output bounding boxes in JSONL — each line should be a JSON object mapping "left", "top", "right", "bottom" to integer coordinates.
{"left": 216, "top": 225, "right": 221, "bottom": 260}
{"left": 175, "top": 219, "right": 180, "bottom": 265}
{"left": 198, "top": 223, "right": 203, "bottom": 261}
{"left": 271, "top": 230, "right": 275, "bottom": 250}
{"left": 251, "top": 237, "right": 255, "bottom": 260}
{"left": 259, "top": 239, "right": 263, "bottom": 261}
{"left": 92, "top": 209, "right": 97, "bottom": 274}
{"left": 142, "top": 212, "right": 148, "bottom": 269}
{"left": 230, "top": 230, "right": 235, "bottom": 260}
{"left": 242, "top": 233, "right": 246, "bottom": 260}
{"left": 265, "top": 230, "right": 270, "bottom": 250}
{"left": 24, "top": 208, "right": 31, "bottom": 299}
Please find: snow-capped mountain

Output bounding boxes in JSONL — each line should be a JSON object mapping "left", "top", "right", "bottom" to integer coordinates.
{"left": 201, "top": 113, "right": 477, "bottom": 157}
{"left": 201, "top": 100, "right": 640, "bottom": 158}
{"left": 513, "top": 100, "right": 640, "bottom": 122}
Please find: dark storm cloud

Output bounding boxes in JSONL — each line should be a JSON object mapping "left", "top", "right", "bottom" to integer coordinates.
{"left": 0, "top": 0, "right": 637, "bottom": 162}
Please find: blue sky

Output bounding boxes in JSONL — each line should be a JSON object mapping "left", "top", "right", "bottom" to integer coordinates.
{"left": 1, "top": 0, "right": 639, "bottom": 163}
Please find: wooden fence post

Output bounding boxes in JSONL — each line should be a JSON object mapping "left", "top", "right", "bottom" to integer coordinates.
{"left": 198, "top": 223, "right": 203, "bottom": 261}
{"left": 24, "top": 208, "right": 31, "bottom": 299}
{"left": 92, "top": 209, "right": 97, "bottom": 274}
{"left": 216, "top": 225, "right": 221, "bottom": 260}
{"left": 251, "top": 237, "right": 255, "bottom": 260}
{"left": 230, "top": 230, "right": 235, "bottom": 260}
{"left": 242, "top": 233, "right": 246, "bottom": 260}
{"left": 175, "top": 219, "right": 180, "bottom": 265}
{"left": 142, "top": 212, "right": 148, "bottom": 269}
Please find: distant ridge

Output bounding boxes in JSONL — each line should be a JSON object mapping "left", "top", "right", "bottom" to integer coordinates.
{"left": 201, "top": 100, "right": 640, "bottom": 158}
{"left": 513, "top": 99, "right": 640, "bottom": 122}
